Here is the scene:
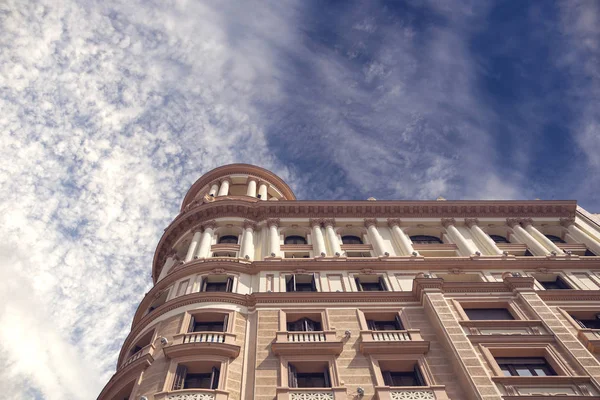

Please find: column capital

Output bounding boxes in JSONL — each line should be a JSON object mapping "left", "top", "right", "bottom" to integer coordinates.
{"left": 364, "top": 218, "right": 378, "bottom": 228}
{"left": 219, "top": 177, "right": 232, "bottom": 184}
{"left": 441, "top": 218, "right": 456, "bottom": 228}
{"left": 191, "top": 226, "right": 203, "bottom": 234}
{"left": 243, "top": 220, "right": 258, "bottom": 230}
{"left": 464, "top": 218, "right": 479, "bottom": 228}
{"left": 322, "top": 218, "right": 336, "bottom": 227}
{"left": 246, "top": 176, "right": 258, "bottom": 183}
{"left": 210, "top": 180, "right": 220, "bottom": 187}
{"left": 506, "top": 218, "right": 521, "bottom": 228}
{"left": 309, "top": 218, "right": 324, "bottom": 228}
{"left": 387, "top": 218, "right": 402, "bottom": 228}
{"left": 267, "top": 218, "right": 280, "bottom": 228}
{"left": 201, "top": 220, "right": 217, "bottom": 230}
{"left": 560, "top": 217, "right": 575, "bottom": 228}
{"left": 520, "top": 218, "right": 534, "bottom": 227}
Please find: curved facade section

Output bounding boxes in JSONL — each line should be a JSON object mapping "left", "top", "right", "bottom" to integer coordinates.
{"left": 101, "top": 165, "right": 600, "bottom": 400}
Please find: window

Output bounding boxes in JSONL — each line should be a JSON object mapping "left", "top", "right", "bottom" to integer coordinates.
{"left": 288, "top": 363, "right": 331, "bottom": 388}
{"left": 490, "top": 235, "right": 509, "bottom": 243}
{"left": 382, "top": 366, "right": 426, "bottom": 387}
{"left": 127, "top": 329, "right": 154, "bottom": 358}
{"left": 341, "top": 235, "right": 363, "bottom": 245}
{"left": 464, "top": 308, "right": 514, "bottom": 321}
{"left": 571, "top": 314, "right": 600, "bottom": 329}
{"left": 287, "top": 317, "right": 322, "bottom": 332}
{"left": 286, "top": 274, "right": 317, "bottom": 292}
{"left": 367, "top": 315, "right": 404, "bottom": 331}
{"left": 496, "top": 357, "right": 556, "bottom": 377}
{"left": 355, "top": 276, "right": 388, "bottom": 291}
{"left": 410, "top": 235, "right": 443, "bottom": 244}
{"left": 539, "top": 276, "right": 571, "bottom": 290}
{"left": 188, "top": 313, "right": 228, "bottom": 332}
{"left": 201, "top": 276, "right": 234, "bottom": 292}
{"left": 173, "top": 364, "right": 220, "bottom": 390}
{"left": 147, "top": 290, "right": 169, "bottom": 314}
{"left": 545, "top": 235, "right": 566, "bottom": 244}
{"left": 584, "top": 249, "right": 597, "bottom": 256}
{"left": 217, "top": 235, "right": 238, "bottom": 244}
{"left": 285, "top": 235, "right": 307, "bottom": 245}
{"left": 346, "top": 251, "right": 371, "bottom": 257}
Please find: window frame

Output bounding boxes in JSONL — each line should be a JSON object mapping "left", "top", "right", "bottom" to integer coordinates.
{"left": 354, "top": 274, "right": 389, "bottom": 292}
{"left": 284, "top": 235, "right": 308, "bottom": 245}
{"left": 200, "top": 275, "right": 235, "bottom": 293}
{"left": 164, "top": 355, "right": 229, "bottom": 393}
{"left": 370, "top": 354, "right": 433, "bottom": 388}
{"left": 278, "top": 355, "right": 341, "bottom": 389}
{"left": 454, "top": 299, "right": 526, "bottom": 322}
{"left": 409, "top": 235, "right": 444, "bottom": 245}
{"left": 279, "top": 309, "right": 330, "bottom": 332}
{"left": 217, "top": 235, "right": 239, "bottom": 245}
{"left": 479, "top": 343, "right": 571, "bottom": 378}
{"left": 341, "top": 235, "right": 363, "bottom": 245}
{"left": 495, "top": 357, "right": 556, "bottom": 377}
{"left": 357, "top": 309, "right": 408, "bottom": 332}
{"left": 181, "top": 309, "right": 235, "bottom": 335}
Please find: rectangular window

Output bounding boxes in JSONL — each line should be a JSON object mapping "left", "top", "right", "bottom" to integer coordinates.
{"left": 464, "top": 308, "right": 514, "bottom": 321}
{"left": 570, "top": 314, "right": 600, "bottom": 329}
{"left": 539, "top": 276, "right": 571, "bottom": 290}
{"left": 286, "top": 274, "right": 317, "bottom": 292}
{"left": 382, "top": 366, "right": 426, "bottom": 387}
{"left": 288, "top": 363, "right": 331, "bottom": 388}
{"left": 355, "top": 276, "right": 388, "bottom": 291}
{"left": 188, "top": 313, "right": 229, "bottom": 333}
{"left": 173, "top": 365, "right": 220, "bottom": 390}
{"left": 201, "top": 276, "right": 233, "bottom": 292}
{"left": 287, "top": 317, "right": 322, "bottom": 332}
{"left": 367, "top": 315, "right": 404, "bottom": 331}
{"left": 496, "top": 357, "right": 556, "bottom": 377}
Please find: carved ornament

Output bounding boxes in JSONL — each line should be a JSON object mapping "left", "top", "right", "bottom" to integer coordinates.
{"left": 464, "top": 218, "right": 479, "bottom": 228}
{"left": 267, "top": 218, "right": 280, "bottom": 228}
{"left": 243, "top": 220, "right": 258, "bottom": 230}
{"left": 364, "top": 218, "right": 378, "bottom": 228}
{"left": 387, "top": 218, "right": 402, "bottom": 227}
{"left": 560, "top": 217, "right": 575, "bottom": 227}
{"left": 506, "top": 218, "right": 521, "bottom": 228}
{"left": 441, "top": 218, "right": 456, "bottom": 228}
{"left": 322, "top": 218, "right": 336, "bottom": 227}
{"left": 202, "top": 220, "right": 217, "bottom": 230}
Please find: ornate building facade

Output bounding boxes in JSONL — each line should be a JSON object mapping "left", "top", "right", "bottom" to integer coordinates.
{"left": 99, "top": 164, "right": 600, "bottom": 400}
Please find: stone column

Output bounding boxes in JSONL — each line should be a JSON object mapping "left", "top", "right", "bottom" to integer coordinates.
{"left": 185, "top": 229, "right": 203, "bottom": 262}
{"left": 442, "top": 218, "right": 479, "bottom": 256}
{"left": 217, "top": 178, "right": 231, "bottom": 196}
{"left": 387, "top": 219, "right": 417, "bottom": 256}
{"left": 310, "top": 219, "right": 327, "bottom": 257}
{"left": 240, "top": 220, "right": 257, "bottom": 260}
{"left": 324, "top": 219, "right": 342, "bottom": 256}
{"left": 506, "top": 218, "right": 549, "bottom": 255}
{"left": 364, "top": 219, "right": 386, "bottom": 256}
{"left": 465, "top": 218, "right": 503, "bottom": 256}
{"left": 561, "top": 218, "right": 600, "bottom": 256}
{"left": 521, "top": 218, "right": 564, "bottom": 254}
{"left": 246, "top": 178, "right": 257, "bottom": 197}
{"left": 195, "top": 221, "right": 217, "bottom": 258}
{"left": 267, "top": 219, "right": 280, "bottom": 257}
{"left": 208, "top": 181, "right": 220, "bottom": 196}
{"left": 258, "top": 182, "right": 268, "bottom": 200}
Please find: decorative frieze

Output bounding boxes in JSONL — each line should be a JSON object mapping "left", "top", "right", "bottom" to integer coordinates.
{"left": 390, "top": 390, "right": 435, "bottom": 400}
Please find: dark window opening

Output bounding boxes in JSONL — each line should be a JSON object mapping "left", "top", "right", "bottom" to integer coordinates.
{"left": 572, "top": 314, "right": 600, "bottom": 329}
{"left": 173, "top": 365, "right": 220, "bottom": 390}
{"left": 201, "top": 277, "right": 233, "bottom": 292}
{"left": 496, "top": 358, "right": 556, "bottom": 377}
{"left": 367, "top": 316, "right": 404, "bottom": 331}
{"left": 287, "top": 317, "right": 322, "bottom": 332}
{"left": 410, "top": 235, "right": 443, "bottom": 244}
{"left": 286, "top": 274, "right": 317, "bottom": 292}
{"left": 188, "top": 314, "right": 228, "bottom": 332}
{"left": 464, "top": 308, "right": 514, "bottom": 321}
{"left": 382, "top": 366, "right": 426, "bottom": 387}
{"left": 490, "top": 235, "right": 509, "bottom": 244}
{"left": 341, "top": 235, "right": 363, "bottom": 245}
{"left": 545, "top": 235, "right": 566, "bottom": 244}
{"left": 218, "top": 235, "right": 238, "bottom": 244}
{"left": 285, "top": 235, "right": 307, "bottom": 245}
{"left": 584, "top": 249, "right": 597, "bottom": 256}
{"left": 288, "top": 364, "right": 331, "bottom": 388}
{"left": 539, "top": 276, "right": 571, "bottom": 290}
{"left": 355, "top": 276, "right": 388, "bottom": 291}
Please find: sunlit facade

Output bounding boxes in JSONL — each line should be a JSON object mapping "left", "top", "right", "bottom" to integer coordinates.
{"left": 99, "top": 164, "right": 600, "bottom": 400}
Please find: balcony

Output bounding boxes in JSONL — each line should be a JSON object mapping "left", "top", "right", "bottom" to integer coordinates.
{"left": 119, "top": 343, "right": 155, "bottom": 371}
{"left": 493, "top": 376, "right": 600, "bottom": 399}
{"left": 359, "top": 330, "right": 430, "bottom": 355}
{"left": 578, "top": 329, "right": 600, "bottom": 353}
{"left": 154, "top": 388, "right": 229, "bottom": 400}
{"left": 375, "top": 385, "right": 449, "bottom": 400}
{"left": 210, "top": 243, "right": 240, "bottom": 258}
{"left": 276, "top": 387, "right": 347, "bottom": 400}
{"left": 164, "top": 331, "right": 240, "bottom": 359}
{"left": 271, "top": 331, "right": 343, "bottom": 355}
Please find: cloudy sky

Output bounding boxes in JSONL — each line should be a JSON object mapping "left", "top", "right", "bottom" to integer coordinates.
{"left": 0, "top": 0, "right": 599, "bottom": 399}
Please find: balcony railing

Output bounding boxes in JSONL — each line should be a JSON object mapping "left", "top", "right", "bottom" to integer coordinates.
{"left": 183, "top": 332, "right": 226, "bottom": 344}
{"left": 286, "top": 332, "right": 327, "bottom": 342}
{"left": 412, "top": 244, "right": 458, "bottom": 257}
{"left": 375, "top": 386, "right": 449, "bottom": 400}
{"left": 154, "top": 388, "right": 229, "bottom": 400}
{"left": 360, "top": 330, "right": 429, "bottom": 355}
{"left": 276, "top": 387, "right": 347, "bottom": 400}
{"left": 164, "top": 331, "right": 240, "bottom": 358}
{"left": 272, "top": 331, "right": 343, "bottom": 355}
{"left": 119, "top": 344, "right": 155, "bottom": 370}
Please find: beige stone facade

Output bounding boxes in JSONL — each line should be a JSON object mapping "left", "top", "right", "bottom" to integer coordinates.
{"left": 99, "top": 164, "right": 600, "bottom": 400}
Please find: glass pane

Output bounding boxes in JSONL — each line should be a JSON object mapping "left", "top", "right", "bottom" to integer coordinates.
{"left": 515, "top": 368, "right": 533, "bottom": 377}
{"left": 533, "top": 368, "right": 547, "bottom": 376}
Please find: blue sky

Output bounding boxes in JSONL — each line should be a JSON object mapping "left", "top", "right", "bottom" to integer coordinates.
{"left": 0, "top": 1, "right": 598, "bottom": 399}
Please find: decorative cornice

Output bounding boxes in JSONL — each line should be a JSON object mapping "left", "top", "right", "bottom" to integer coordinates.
{"left": 441, "top": 218, "right": 456, "bottom": 228}
{"left": 364, "top": 218, "right": 378, "bottom": 228}
{"left": 560, "top": 217, "right": 575, "bottom": 227}
{"left": 267, "top": 218, "right": 280, "bottom": 228}
{"left": 464, "top": 218, "right": 479, "bottom": 228}
{"left": 387, "top": 218, "right": 402, "bottom": 227}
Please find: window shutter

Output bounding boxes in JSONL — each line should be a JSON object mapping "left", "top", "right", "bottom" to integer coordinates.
{"left": 382, "top": 370, "right": 393, "bottom": 386}
{"left": 367, "top": 320, "right": 377, "bottom": 331}
{"left": 323, "top": 367, "right": 331, "bottom": 388}
{"left": 188, "top": 315, "right": 196, "bottom": 332}
{"left": 288, "top": 364, "right": 298, "bottom": 388}
{"left": 414, "top": 365, "right": 426, "bottom": 386}
{"left": 172, "top": 365, "right": 188, "bottom": 390}
{"left": 395, "top": 314, "right": 404, "bottom": 330}
{"left": 379, "top": 276, "right": 388, "bottom": 291}
{"left": 223, "top": 313, "right": 229, "bottom": 332}
{"left": 225, "top": 277, "right": 234, "bottom": 292}
{"left": 305, "top": 318, "right": 315, "bottom": 332}
{"left": 210, "top": 366, "right": 220, "bottom": 389}
{"left": 200, "top": 278, "right": 207, "bottom": 292}
{"left": 311, "top": 273, "right": 317, "bottom": 292}
{"left": 355, "top": 277, "right": 363, "bottom": 291}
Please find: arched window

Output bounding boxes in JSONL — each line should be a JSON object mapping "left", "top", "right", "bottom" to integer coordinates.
{"left": 545, "top": 235, "right": 566, "bottom": 244}
{"left": 490, "top": 235, "right": 509, "bottom": 244}
{"left": 341, "top": 235, "right": 363, "bottom": 245}
{"left": 218, "top": 235, "right": 238, "bottom": 244}
{"left": 285, "top": 235, "right": 307, "bottom": 245}
{"left": 410, "top": 235, "right": 443, "bottom": 244}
